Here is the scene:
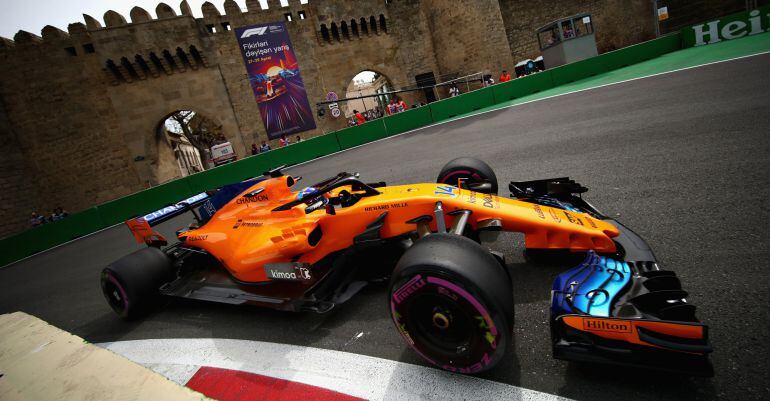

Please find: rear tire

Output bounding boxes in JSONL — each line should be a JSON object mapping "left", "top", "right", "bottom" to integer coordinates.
{"left": 101, "top": 247, "right": 174, "bottom": 320}
{"left": 437, "top": 157, "right": 498, "bottom": 194}
{"left": 389, "top": 234, "right": 513, "bottom": 374}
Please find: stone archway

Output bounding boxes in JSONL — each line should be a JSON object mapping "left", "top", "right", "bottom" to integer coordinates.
{"left": 103, "top": 67, "right": 247, "bottom": 188}
{"left": 343, "top": 70, "right": 395, "bottom": 122}
{"left": 154, "top": 110, "right": 222, "bottom": 184}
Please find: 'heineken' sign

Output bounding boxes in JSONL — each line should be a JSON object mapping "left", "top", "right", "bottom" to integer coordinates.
{"left": 684, "top": 6, "right": 770, "bottom": 47}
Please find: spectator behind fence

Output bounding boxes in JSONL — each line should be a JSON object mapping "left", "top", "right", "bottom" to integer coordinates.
{"left": 449, "top": 85, "right": 460, "bottom": 97}
{"left": 499, "top": 70, "right": 512, "bottom": 82}
{"left": 295, "top": 135, "right": 302, "bottom": 143}
{"left": 259, "top": 140, "right": 271, "bottom": 153}
{"left": 386, "top": 98, "right": 397, "bottom": 115}
{"left": 251, "top": 143, "right": 258, "bottom": 155}
{"left": 279, "top": 134, "right": 291, "bottom": 147}
{"left": 353, "top": 110, "right": 366, "bottom": 126}
{"left": 563, "top": 23, "right": 574, "bottom": 38}
{"left": 30, "top": 212, "right": 45, "bottom": 227}
{"left": 50, "top": 207, "right": 68, "bottom": 222}
{"left": 396, "top": 98, "right": 408, "bottom": 113}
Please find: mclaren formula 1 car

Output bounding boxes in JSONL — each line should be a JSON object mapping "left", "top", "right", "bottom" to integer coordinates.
{"left": 101, "top": 158, "right": 713, "bottom": 376}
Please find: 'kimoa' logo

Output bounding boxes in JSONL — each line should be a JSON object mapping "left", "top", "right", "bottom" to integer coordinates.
{"left": 270, "top": 270, "right": 297, "bottom": 280}
{"left": 692, "top": 9, "right": 769, "bottom": 46}
{"left": 240, "top": 26, "right": 268, "bottom": 38}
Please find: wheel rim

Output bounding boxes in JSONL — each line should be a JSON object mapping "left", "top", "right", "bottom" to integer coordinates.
{"left": 407, "top": 292, "right": 476, "bottom": 357}
{"left": 391, "top": 274, "right": 501, "bottom": 373}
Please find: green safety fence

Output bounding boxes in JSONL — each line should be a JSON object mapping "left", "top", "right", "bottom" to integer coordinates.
{"left": 491, "top": 70, "right": 555, "bottom": 103}
{"left": 429, "top": 86, "right": 497, "bottom": 122}
{"left": 2, "top": 29, "right": 711, "bottom": 267}
{"left": 599, "top": 32, "right": 682, "bottom": 71}
{"left": 383, "top": 106, "right": 434, "bottom": 136}
{"left": 335, "top": 119, "right": 388, "bottom": 150}
{"left": 96, "top": 178, "right": 197, "bottom": 226}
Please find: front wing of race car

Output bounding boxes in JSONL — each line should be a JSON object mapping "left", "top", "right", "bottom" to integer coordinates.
{"left": 509, "top": 178, "right": 713, "bottom": 376}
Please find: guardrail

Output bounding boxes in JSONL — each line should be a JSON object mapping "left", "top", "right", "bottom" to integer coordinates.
{"left": 1, "top": 31, "right": 689, "bottom": 267}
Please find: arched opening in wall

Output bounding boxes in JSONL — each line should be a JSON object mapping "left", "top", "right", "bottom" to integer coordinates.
{"left": 350, "top": 19, "right": 359, "bottom": 37}
{"left": 155, "top": 110, "right": 227, "bottom": 182}
{"left": 369, "top": 16, "right": 378, "bottom": 34}
{"left": 343, "top": 70, "right": 394, "bottom": 126}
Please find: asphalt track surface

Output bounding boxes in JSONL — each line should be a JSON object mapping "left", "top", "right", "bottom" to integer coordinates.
{"left": 2, "top": 53, "right": 769, "bottom": 400}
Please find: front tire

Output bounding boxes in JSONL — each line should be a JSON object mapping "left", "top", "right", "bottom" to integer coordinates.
{"left": 437, "top": 157, "right": 498, "bottom": 194}
{"left": 101, "top": 247, "right": 174, "bottom": 320}
{"left": 389, "top": 234, "right": 513, "bottom": 374}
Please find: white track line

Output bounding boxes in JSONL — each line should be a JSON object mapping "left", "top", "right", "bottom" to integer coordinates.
{"left": 99, "top": 338, "right": 571, "bottom": 401}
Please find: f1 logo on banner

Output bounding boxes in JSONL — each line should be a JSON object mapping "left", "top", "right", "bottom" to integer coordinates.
{"left": 240, "top": 26, "right": 268, "bottom": 38}
{"left": 235, "top": 23, "right": 317, "bottom": 139}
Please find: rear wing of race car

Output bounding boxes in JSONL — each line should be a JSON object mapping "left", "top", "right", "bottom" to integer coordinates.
{"left": 509, "top": 177, "right": 713, "bottom": 376}
{"left": 125, "top": 166, "right": 287, "bottom": 246}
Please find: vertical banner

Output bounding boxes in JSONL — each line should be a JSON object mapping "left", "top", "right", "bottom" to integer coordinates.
{"left": 235, "top": 22, "right": 316, "bottom": 139}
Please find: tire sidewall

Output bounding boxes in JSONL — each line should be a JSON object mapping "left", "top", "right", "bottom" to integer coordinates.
{"left": 389, "top": 234, "right": 513, "bottom": 374}
{"left": 437, "top": 157, "right": 499, "bottom": 194}
{"left": 100, "top": 247, "right": 172, "bottom": 319}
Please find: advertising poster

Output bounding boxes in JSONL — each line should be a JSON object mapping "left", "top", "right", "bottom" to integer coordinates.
{"left": 235, "top": 23, "right": 316, "bottom": 139}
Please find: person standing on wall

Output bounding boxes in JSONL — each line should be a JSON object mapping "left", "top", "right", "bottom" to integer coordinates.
{"left": 499, "top": 70, "right": 512, "bottom": 82}
{"left": 353, "top": 110, "right": 366, "bottom": 126}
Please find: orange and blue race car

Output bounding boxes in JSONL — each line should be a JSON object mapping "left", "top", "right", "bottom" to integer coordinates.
{"left": 101, "top": 158, "right": 713, "bottom": 376}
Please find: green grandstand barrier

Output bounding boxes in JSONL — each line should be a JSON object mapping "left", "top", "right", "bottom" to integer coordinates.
{"left": 491, "top": 71, "right": 555, "bottom": 102}
{"left": 550, "top": 56, "right": 610, "bottom": 87}
{"left": 297, "top": 133, "right": 342, "bottom": 159}
{"left": 383, "top": 106, "right": 434, "bottom": 135}
{"left": 599, "top": 33, "right": 682, "bottom": 71}
{"left": 429, "top": 87, "right": 496, "bottom": 122}
{"left": 95, "top": 178, "right": 196, "bottom": 226}
{"left": 335, "top": 119, "right": 388, "bottom": 150}
{"left": 0, "top": 207, "right": 104, "bottom": 267}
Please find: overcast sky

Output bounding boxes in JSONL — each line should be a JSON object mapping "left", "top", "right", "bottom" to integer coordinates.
{"left": 0, "top": 0, "right": 309, "bottom": 39}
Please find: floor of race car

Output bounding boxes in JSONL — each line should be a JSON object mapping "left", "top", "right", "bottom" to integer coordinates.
{"left": 1, "top": 52, "right": 769, "bottom": 400}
